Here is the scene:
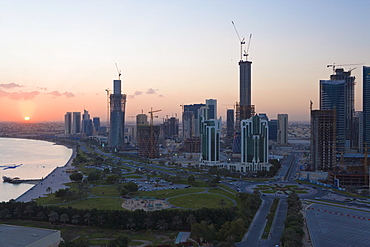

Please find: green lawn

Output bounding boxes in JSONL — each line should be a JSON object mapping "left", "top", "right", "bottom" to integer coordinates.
{"left": 168, "top": 193, "right": 234, "bottom": 209}
{"left": 90, "top": 186, "right": 121, "bottom": 197}
{"left": 133, "top": 187, "right": 206, "bottom": 199}
{"left": 60, "top": 197, "right": 125, "bottom": 210}
{"left": 260, "top": 190, "right": 277, "bottom": 193}
{"left": 208, "top": 188, "right": 237, "bottom": 199}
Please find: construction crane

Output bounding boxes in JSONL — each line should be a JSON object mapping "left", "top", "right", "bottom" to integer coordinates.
{"left": 243, "top": 34, "right": 252, "bottom": 61}
{"left": 115, "top": 63, "right": 121, "bottom": 80}
{"left": 105, "top": 88, "right": 112, "bottom": 126}
{"left": 327, "top": 63, "right": 364, "bottom": 73}
{"left": 231, "top": 21, "right": 245, "bottom": 61}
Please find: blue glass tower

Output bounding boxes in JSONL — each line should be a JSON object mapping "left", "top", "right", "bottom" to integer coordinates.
{"left": 109, "top": 79, "right": 126, "bottom": 147}
{"left": 363, "top": 66, "right": 370, "bottom": 147}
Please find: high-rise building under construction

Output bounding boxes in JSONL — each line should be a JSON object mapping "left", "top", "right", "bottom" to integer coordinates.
{"left": 109, "top": 79, "right": 126, "bottom": 147}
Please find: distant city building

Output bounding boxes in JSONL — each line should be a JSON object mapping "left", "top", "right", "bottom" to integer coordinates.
{"left": 353, "top": 111, "right": 363, "bottom": 152}
{"left": 184, "top": 137, "right": 201, "bottom": 153}
{"left": 163, "top": 117, "right": 179, "bottom": 140}
{"left": 320, "top": 79, "right": 346, "bottom": 151}
{"left": 206, "top": 99, "right": 217, "bottom": 119}
{"left": 93, "top": 117, "right": 100, "bottom": 134}
{"left": 226, "top": 109, "right": 235, "bottom": 138}
{"left": 277, "top": 114, "right": 288, "bottom": 145}
{"left": 64, "top": 112, "right": 72, "bottom": 134}
{"left": 136, "top": 114, "right": 148, "bottom": 125}
{"left": 109, "top": 79, "right": 127, "bottom": 147}
{"left": 137, "top": 125, "right": 160, "bottom": 159}
{"left": 200, "top": 118, "right": 221, "bottom": 163}
{"left": 363, "top": 66, "right": 370, "bottom": 148}
{"left": 268, "top": 119, "right": 278, "bottom": 142}
{"left": 72, "top": 112, "right": 81, "bottom": 134}
{"left": 183, "top": 103, "right": 205, "bottom": 137}
{"left": 240, "top": 114, "right": 270, "bottom": 172}
{"left": 310, "top": 109, "right": 336, "bottom": 171}
{"left": 82, "top": 109, "right": 93, "bottom": 136}
{"left": 182, "top": 111, "right": 194, "bottom": 139}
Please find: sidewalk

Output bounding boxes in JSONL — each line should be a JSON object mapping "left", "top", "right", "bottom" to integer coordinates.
{"left": 16, "top": 148, "right": 76, "bottom": 203}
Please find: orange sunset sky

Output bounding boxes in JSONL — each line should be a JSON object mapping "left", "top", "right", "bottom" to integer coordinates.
{"left": 1, "top": 1, "right": 370, "bottom": 123}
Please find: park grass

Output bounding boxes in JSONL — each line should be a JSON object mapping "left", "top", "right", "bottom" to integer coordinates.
{"left": 168, "top": 193, "right": 234, "bottom": 209}
{"left": 293, "top": 190, "right": 308, "bottom": 194}
{"left": 59, "top": 197, "right": 125, "bottom": 210}
{"left": 124, "top": 175, "right": 143, "bottom": 179}
{"left": 208, "top": 188, "right": 237, "bottom": 200}
{"left": 260, "top": 190, "right": 277, "bottom": 194}
{"left": 133, "top": 187, "right": 206, "bottom": 199}
{"left": 90, "top": 186, "right": 121, "bottom": 197}
{"left": 219, "top": 184, "right": 237, "bottom": 195}
{"left": 34, "top": 194, "right": 65, "bottom": 205}
{"left": 256, "top": 185, "right": 271, "bottom": 188}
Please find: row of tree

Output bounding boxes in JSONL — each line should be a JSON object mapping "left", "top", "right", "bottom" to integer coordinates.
{"left": 0, "top": 200, "right": 239, "bottom": 231}
{"left": 280, "top": 192, "right": 304, "bottom": 246}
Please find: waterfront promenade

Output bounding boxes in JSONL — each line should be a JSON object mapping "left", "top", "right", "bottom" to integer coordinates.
{"left": 15, "top": 148, "right": 76, "bottom": 203}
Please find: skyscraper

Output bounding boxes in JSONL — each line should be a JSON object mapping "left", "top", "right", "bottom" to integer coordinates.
{"left": 310, "top": 109, "right": 336, "bottom": 171}
{"left": 240, "top": 114, "right": 269, "bottom": 172}
{"left": 72, "top": 112, "right": 81, "bottom": 134}
{"left": 199, "top": 104, "right": 221, "bottom": 163}
{"left": 226, "top": 109, "right": 235, "bottom": 138}
{"left": 109, "top": 79, "right": 127, "bottom": 147}
{"left": 320, "top": 79, "right": 346, "bottom": 151}
{"left": 206, "top": 99, "right": 217, "bottom": 120}
{"left": 363, "top": 66, "right": 370, "bottom": 148}
{"left": 93, "top": 117, "right": 100, "bottom": 134}
{"left": 64, "top": 112, "right": 72, "bottom": 134}
{"left": 183, "top": 103, "right": 205, "bottom": 137}
{"left": 277, "top": 114, "right": 288, "bottom": 145}
{"left": 268, "top": 119, "right": 278, "bottom": 142}
{"left": 82, "top": 109, "right": 93, "bottom": 136}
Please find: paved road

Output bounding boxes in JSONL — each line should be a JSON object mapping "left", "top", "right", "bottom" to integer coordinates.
{"left": 306, "top": 203, "right": 370, "bottom": 247}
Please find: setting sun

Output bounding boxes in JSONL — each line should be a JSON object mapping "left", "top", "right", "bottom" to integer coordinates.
{"left": 24, "top": 116, "right": 30, "bottom": 121}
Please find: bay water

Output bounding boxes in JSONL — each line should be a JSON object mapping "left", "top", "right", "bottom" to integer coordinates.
{"left": 0, "top": 137, "right": 72, "bottom": 202}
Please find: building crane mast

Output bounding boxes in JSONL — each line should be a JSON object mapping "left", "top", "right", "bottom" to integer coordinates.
{"left": 115, "top": 63, "right": 122, "bottom": 80}
{"left": 105, "top": 88, "right": 112, "bottom": 126}
{"left": 243, "top": 34, "right": 252, "bottom": 61}
{"left": 231, "top": 21, "right": 245, "bottom": 61}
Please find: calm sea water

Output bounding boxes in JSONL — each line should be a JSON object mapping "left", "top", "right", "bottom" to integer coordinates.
{"left": 0, "top": 137, "right": 72, "bottom": 202}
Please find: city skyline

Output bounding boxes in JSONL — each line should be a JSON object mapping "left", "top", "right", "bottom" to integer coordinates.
{"left": 1, "top": 1, "right": 370, "bottom": 122}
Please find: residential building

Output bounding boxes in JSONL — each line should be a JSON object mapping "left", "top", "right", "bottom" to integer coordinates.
{"left": 72, "top": 112, "right": 81, "bottom": 134}
{"left": 269, "top": 119, "right": 278, "bottom": 142}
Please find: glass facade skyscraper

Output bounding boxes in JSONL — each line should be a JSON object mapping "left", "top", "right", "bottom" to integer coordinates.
{"left": 363, "top": 66, "right": 370, "bottom": 148}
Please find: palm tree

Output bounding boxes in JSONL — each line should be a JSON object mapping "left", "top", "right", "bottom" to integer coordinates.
{"left": 48, "top": 211, "right": 59, "bottom": 225}
{"left": 156, "top": 219, "right": 168, "bottom": 230}
{"left": 126, "top": 217, "right": 136, "bottom": 230}
{"left": 72, "top": 214, "right": 80, "bottom": 225}
{"left": 60, "top": 213, "right": 69, "bottom": 224}
{"left": 143, "top": 217, "right": 153, "bottom": 230}
{"left": 186, "top": 214, "right": 197, "bottom": 228}
{"left": 46, "top": 187, "right": 52, "bottom": 194}
{"left": 84, "top": 213, "right": 92, "bottom": 226}
{"left": 172, "top": 215, "right": 183, "bottom": 229}
{"left": 24, "top": 205, "right": 33, "bottom": 219}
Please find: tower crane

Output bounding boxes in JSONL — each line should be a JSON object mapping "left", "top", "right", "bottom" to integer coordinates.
{"left": 105, "top": 88, "right": 112, "bottom": 126}
{"left": 327, "top": 63, "right": 364, "bottom": 74}
{"left": 231, "top": 21, "right": 245, "bottom": 61}
{"left": 115, "top": 63, "right": 122, "bottom": 80}
{"left": 243, "top": 34, "right": 252, "bottom": 61}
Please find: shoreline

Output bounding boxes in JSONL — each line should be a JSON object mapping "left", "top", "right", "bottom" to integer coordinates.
{"left": 15, "top": 144, "right": 76, "bottom": 203}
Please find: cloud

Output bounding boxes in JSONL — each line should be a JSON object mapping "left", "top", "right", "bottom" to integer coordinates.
{"left": 0, "top": 89, "right": 10, "bottom": 97}
{"left": 134, "top": 90, "right": 143, "bottom": 96}
{"left": 62, "top": 92, "right": 75, "bottom": 98}
{"left": 49, "top": 91, "right": 62, "bottom": 97}
{"left": 9, "top": 91, "right": 40, "bottom": 100}
{"left": 0, "top": 83, "right": 23, "bottom": 89}
{"left": 146, "top": 88, "right": 157, "bottom": 94}
{"left": 127, "top": 95, "right": 135, "bottom": 99}
{"left": 159, "top": 94, "right": 164, "bottom": 97}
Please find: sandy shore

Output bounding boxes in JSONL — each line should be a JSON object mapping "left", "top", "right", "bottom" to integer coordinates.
{"left": 15, "top": 147, "right": 76, "bottom": 203}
